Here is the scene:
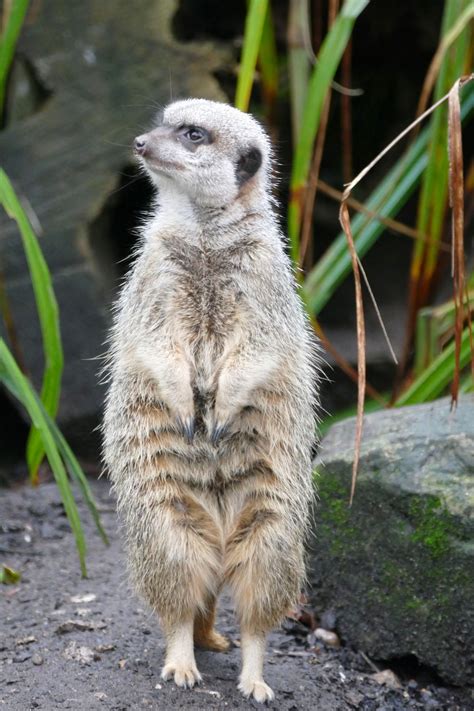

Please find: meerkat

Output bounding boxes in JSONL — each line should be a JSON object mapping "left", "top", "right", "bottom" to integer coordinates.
{"left": 103, "top": 98, "right": 319, "bottom": 703}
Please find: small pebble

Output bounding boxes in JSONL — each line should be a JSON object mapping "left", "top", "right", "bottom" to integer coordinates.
{"left": 16, "top": 636, "right": 36, "bottom": 646}
{"left": 32, "top": 654, "right": 43, "bottom": 666}
{"left": 70, "top": 593, "right": 96, "bottom": 604}
{"left": 13, "top": 652, "right": 31, "bottom": 663}
{"left": 313, "top": 628, "right": 341, "bottom": 648}
{"left": 371, "top": 669, "right": 402, "bottom": 690}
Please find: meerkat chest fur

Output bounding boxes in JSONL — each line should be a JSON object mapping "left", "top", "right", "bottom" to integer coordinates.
{"left": 133, "top": 212, "right": 264, "bottom": 395}
{"left": 164, "top": 231, "right": 250, "bottom": 355}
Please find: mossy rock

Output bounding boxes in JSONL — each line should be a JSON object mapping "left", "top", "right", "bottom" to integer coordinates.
{"left": 311, "top": 396, "right": 474, "bottom": 685}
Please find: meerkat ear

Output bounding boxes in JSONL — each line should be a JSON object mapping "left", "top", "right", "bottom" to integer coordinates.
{"left": 236, "top": 148, "right": 262, "bottom": 186}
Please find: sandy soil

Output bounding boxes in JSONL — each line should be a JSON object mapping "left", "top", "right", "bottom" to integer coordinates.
{"left": 1, "top": 480, "right": 472, "bottom": 711}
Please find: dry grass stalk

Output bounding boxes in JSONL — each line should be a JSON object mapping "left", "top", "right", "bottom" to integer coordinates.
{"left": 448, "top": 76, "right": 473, "bottom": 405}
{"left": 338, "top": 202, "right": 365, "bottom": 505}
{"left": 317, "top": 179, "right": 451, "bottom": 251}
{"left": 338, "top": 73, "right": 473, "bottom": 499}
{"left": 299, "top": 0, "right": 340, "bottom": 267}
{"left": 312, "top": 318, "right": 385, "bottom": 404}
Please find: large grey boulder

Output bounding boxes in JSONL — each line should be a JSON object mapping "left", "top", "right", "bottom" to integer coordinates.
{"left": 0, "top": 0, "right": 227, "bottom": 453}
{"left": 311, "top": 396, "right": 474, "bottom": 685}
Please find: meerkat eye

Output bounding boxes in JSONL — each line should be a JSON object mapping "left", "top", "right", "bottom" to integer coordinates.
{"left": 184, "top": 127, "right": 205, "bottom": 142}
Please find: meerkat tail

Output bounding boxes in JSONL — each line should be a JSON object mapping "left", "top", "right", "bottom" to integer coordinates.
{"left": 194, "top": 597, "right": 231, "bottom": 652}
{"left": 161, "top": 617, "right": 202, "bottom": 688}
{"left": 237, "top": 629, "right": 274, "bottom": 703}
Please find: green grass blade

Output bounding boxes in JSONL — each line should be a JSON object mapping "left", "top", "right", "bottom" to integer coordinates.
{"left": 0, "top": 0, "right": 29, "bottom": 109}
{"left": 235, "top": 0, "right": 268, "bottom": 112}
{"left": 258, "top": 2, "right": 278, "bottom": 120}
{"left": 288, "top": 0, "right": 370, "bottom": 263}
{"left": 395, "top": 327, "right": 473, "bottom": 406}
{"left": 46, "top": 416, "right": 109, "bottom": 545}
{"left": 0, "top": 338, "right": 86, "bottom": 576}
{"left": 412, "top": 0, "right": 472, "bottom": 284}
{"left": 0, "top": 169, "right": 63, "bottom": 481}
{"left": 302, "top": 82, "right": 474, "bottom": 316}
{"left": 287, "top": 0, "right": 310, "bottom": 146}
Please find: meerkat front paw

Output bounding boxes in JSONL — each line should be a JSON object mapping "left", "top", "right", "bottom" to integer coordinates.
{"left": 175, "top": 414, "right": 195, "bottom": 443}
{"left": 208, "top": 401, "right": 235, "bottom": 444}
{"left": 238, "top": 677, "right": 275, "bottom": 703}
{"left": 210, "top": 419, "right": 230, "bottom": 445}
{"left": 161, "top": 661, "right": 202, "bottom": 688}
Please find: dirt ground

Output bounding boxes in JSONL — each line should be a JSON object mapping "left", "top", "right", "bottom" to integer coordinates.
{"left": 1, "top": 480, "right": 472, "bottom": 711}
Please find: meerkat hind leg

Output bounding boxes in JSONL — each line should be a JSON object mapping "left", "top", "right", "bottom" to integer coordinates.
{"left": 161, "top": 616, "right": 202, "bottom": 688}
{"left": 194, "top": 595, "right": 230, "bottom": 652}
{"left": 238, "top": 629, "right": 274, "bottom": 703}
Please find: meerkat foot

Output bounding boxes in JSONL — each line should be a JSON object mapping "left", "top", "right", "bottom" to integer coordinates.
{"left": 161, "top": 661, "right": 202, "bottom": 688}
{"left": 238, "top": 630, "right": 274, "bottom": 703}
{"left": 161, "top": 618, "right": 202, "bottom": 688}
{"left": 195, "top": 628, "right": 231, "bottom": 652}
{"left": 238, "top": 677, "right": 275, "bottom": 703}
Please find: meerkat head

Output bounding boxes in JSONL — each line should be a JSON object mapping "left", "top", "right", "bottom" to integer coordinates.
{"left": 134, "top": 99, "right": 272, "bottom": 209}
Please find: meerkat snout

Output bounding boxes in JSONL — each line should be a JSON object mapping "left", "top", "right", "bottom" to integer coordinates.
{"left": 134, "top": 135, "right": 148, "bottom": 156}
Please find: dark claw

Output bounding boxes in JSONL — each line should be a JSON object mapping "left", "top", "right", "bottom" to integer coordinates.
{"left": 177, "top": 416, "right": 195, "bottom": 444}
{"left": 211, "top": 422, "right": 228, "bottom": 445}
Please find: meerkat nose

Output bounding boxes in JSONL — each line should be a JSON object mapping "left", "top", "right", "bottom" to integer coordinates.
{"left": 134, "top": 135, "right": 148, "bottom": 156}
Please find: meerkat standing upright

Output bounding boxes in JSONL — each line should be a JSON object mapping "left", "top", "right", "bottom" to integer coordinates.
{"left": 103, "top": 98, "right": 319, "bottom": 703}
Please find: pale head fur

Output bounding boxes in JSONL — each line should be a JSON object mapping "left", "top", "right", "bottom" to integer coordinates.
{"left": 134, "top": 98, "right": 273, "bottom": 212}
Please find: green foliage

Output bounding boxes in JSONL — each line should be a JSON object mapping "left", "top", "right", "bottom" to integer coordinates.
{"left": 396, "top": 326, "right": 473, "bottom": 406}
{"left": 0, "top": 340, "right": 87, "bottom": 575}
{"left": 0, "top": 0, "right": 106, "bottom": 576}
{"left": 235, "top": 0, "right": 269, "bottom": 112}
{"left": 0, "top": 0, "right": 29, "bottom": 110}
{"left": 288, "top": 0, "right": 370, "bottom": 263}
{"left": 0, "top": 169, "right": 63, "bottom": 481}
{"left": 237, "top": 0, "right": 474, "bottom": 415}
{"left": 0, "top": 564, "right": 21, "bottom": 584}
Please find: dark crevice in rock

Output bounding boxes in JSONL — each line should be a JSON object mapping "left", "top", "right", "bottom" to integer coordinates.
{"left": 0, "top": 388, "right": 28, "bottom": 483}
{"left": 376, "top": 653, "right": 445, "bottom": 687}
{"left": 172, "top": 0, "right": 246, "bottom": 42}
{"left": 212, "top": 67, "right": 237, "bottom": 104}
{"left": 1, "top": 54, "right": 53, "bottom": 129}
{"left": 88, "top": 165, "right": 154, "bottom": 302}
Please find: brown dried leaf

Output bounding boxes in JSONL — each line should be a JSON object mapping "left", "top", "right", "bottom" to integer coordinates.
{"left": 448, "top": 76, "right": 470, "bottom": 406}
{"left": 339, "top": 202, "right": 366, "bottom": 505}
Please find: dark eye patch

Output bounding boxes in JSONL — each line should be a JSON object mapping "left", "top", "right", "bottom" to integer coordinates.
{"left": 176, "top": 125, "right": 213, "bottom": 151}
{"left": 236, "top": 147, "right": 262, "bottom": 186}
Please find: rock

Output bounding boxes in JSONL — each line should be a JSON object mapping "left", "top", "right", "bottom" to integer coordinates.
{"left": 55, "top": 619, "right": 106, "bottom": 634}
{"left": 313, "top": 628, "right": 341, "bottom": 648}
{"left": 311, "top": 396, "right": 474, "bottom": 686}
{"left": 15, "top": 636, "right": 36, "bottom": 646}
{"left": 63, "top": 641, "right": 96, "bottom": 664}
{"left": 31, "top": 653, "right": 43, "bottom": 666}
{"left": 13, "top": 651, "right": 31, "bottom": 662}
{"left": 70, "top": 593, "right": 96, "bottom": 604}
{"left": 0, "top": 0, "right": 228, "bottom": 459}
{"left": 319, "top": 608, "right": 337, "bottom": 631}
{"left": 371, "top": 670, "right": 402, "bottom": 690}
{"left": 40, "top": 522, "right": 63, "bottom": 540}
